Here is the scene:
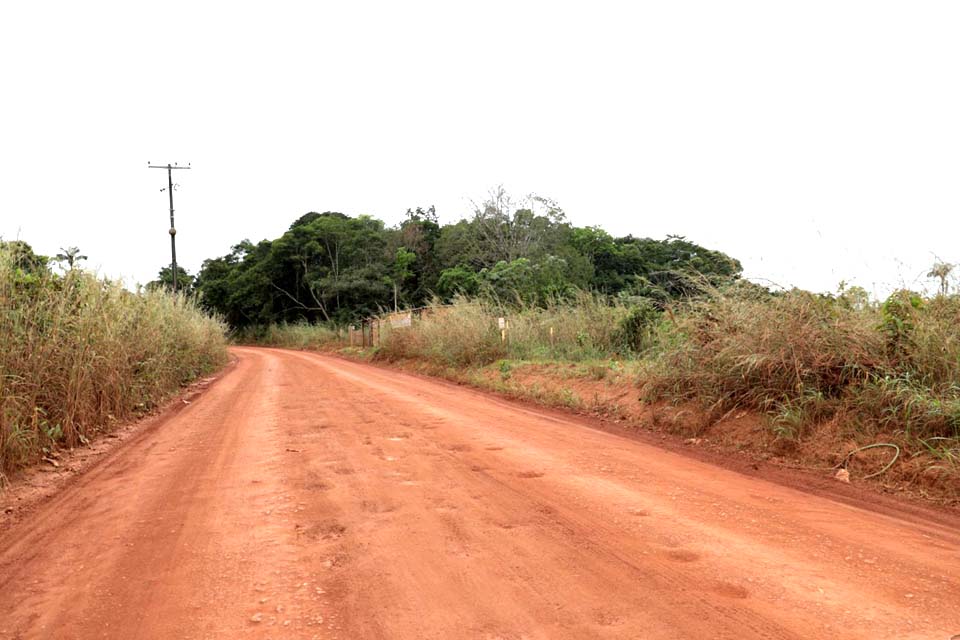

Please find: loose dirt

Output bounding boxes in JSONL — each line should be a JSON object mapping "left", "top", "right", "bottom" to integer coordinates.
{"left": 1, "top": 347, "right": 958, "bottom": 639}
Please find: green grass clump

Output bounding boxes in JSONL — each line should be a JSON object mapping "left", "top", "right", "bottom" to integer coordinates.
{"left": 0, "top": 250, "right": 228, "bottom": 476}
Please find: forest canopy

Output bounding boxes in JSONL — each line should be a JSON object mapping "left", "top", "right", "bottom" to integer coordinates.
{"left": 190, "top": 188, "right": 743, "bottom": 327}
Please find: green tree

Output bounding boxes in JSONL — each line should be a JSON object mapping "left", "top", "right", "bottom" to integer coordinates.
{"left": 391, "top": 206, "right": 441, "bottom": 305}
{"left": 470, "top": 186, "right": 570, "bottom": 265}
{"left": 436, "top": 265, "right": 481, "bottom": 299}
{"left": 569, "top": 231, "right": 741, "bottom": 298}
{"left": 0, "top": 240, "right": 49, "bottom": 275}
{"left": 149, "top": 266, "right": 194, "bottom": 292}
{"left": 192, "top": 196, "right": 744, "bottom": 328}
{"left": 390, "top": 247, "right": 417, "bottom": 311}
{"left": 478, "top": 256, "right": 580, "bottom": 304}
{"left": 436, "top": 219, "right": 486, "bottom": 270}
{"left": 206, "top": 212, "right": 393, "bottom": 325}
{"left": 54, "top": 246, "right": 87, "bottom": 270}
{"left": 195, "top": 240, "right": 274, "bottom": 326}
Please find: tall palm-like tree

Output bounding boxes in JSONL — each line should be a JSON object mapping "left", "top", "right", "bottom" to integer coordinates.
{"left": 927, "top": 260, "right": 954, "bottom": 297}
{"left": 55, "top": 246, "right": 87, "bottom": 270}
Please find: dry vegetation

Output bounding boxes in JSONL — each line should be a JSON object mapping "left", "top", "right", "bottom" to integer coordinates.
{"left": 0, "top": 252, "right": 228, "bottom": 478}
{"left": 247, "top": 283, "right": 960, "bottom": 501}
{"left": 642, "top": 287, "right": 960, "bottom": 437}
{"left": 638, "top": 286, "right": 960, "bottom": 499}
{"left": 375, "top": 294, "right": 637, "bottom": 365}
{"left": 238, "top": 322, "right": 341, "bottom": 351}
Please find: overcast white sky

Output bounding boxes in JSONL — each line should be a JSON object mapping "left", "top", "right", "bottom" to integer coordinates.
{"left": 2, "top": 1, "right": 958, "bottom": 296}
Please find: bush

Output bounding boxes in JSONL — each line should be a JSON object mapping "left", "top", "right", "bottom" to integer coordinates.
{"left": 612, "top": 299, "right": 662, "bottom": 354}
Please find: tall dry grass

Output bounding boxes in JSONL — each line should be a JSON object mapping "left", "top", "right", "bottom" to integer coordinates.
{"left": 0, "top": 253, "right": 228, "bottom": 476}
{"left": 376, "top": 287, "right": 960, "bottom": 445}
{"left": 375, "top": 294, "right": 634, "bottom": 366}
{"left": 641, "top": 285, "right": 960, "bottom": 441}
{"left": 376, "top": 302, "right": 505, "bottom": 366}
{"left": 236, "top": 322, "right": 342, "bottom": 350}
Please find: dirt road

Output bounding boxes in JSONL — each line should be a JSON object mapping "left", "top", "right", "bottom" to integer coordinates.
{"left": 1, "top": 347, "right": 959, "bottom": 639}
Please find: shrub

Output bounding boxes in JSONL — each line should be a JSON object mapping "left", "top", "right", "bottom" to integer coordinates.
{"left": 612, "top": 299, "right": 662, "bottom": 354}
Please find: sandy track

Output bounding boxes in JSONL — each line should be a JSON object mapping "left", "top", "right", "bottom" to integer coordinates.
{"left": 1, "top": 347, "right": 958, "bottom": 639}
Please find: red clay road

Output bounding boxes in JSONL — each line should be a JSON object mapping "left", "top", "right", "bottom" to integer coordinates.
{"left": 1, "top": 347, "right": 959, "bottom": 639}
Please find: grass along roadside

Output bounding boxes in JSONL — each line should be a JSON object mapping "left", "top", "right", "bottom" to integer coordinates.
{"left": 236, "top": 322, "right": 341, "bottom": 351}
{"left": 242, "top": 289, "right": 960, "bottom": 505}
{"left": 0, "top": 251, "right": 229, "bottom": 479}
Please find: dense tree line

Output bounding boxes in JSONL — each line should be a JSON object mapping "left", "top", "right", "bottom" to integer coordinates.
{"left": 187, "top": 188, "right": 743, "bottom": 327}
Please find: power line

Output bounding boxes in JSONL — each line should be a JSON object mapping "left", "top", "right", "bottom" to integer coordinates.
{"left": 148, "top": 162, "right": 191, "bottom": 293}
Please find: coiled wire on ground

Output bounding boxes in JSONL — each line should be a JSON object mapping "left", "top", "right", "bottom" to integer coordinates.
{"left": 837, "top": 443, "right": 900, "bottom": 480}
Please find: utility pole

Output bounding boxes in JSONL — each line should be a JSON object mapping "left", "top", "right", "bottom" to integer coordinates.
{"left": 148, "top": 162, "right": 191, "bottom": 293}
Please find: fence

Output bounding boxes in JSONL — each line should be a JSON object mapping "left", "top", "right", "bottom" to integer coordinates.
{"left": 347, "top": 307, "right": 443, "bottom": 348}
{"left": 348, "top": 318, "right": 381, "bottom": 348}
